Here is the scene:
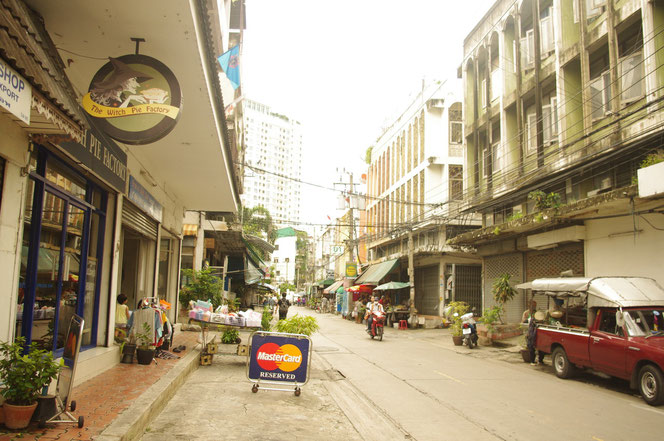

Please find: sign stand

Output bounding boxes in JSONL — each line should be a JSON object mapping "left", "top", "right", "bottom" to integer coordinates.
{"left": 39, "top": 314, "right": 85, "bottom": 428}
{"left": 246, "top": 331, "right": 312, "bottom": 396}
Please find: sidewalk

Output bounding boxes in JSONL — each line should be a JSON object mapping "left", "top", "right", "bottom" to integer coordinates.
{"left": 0, "top": 331, "right": 200, "bottom": 441}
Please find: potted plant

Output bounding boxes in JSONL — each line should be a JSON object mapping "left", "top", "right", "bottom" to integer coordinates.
{"left": 447, "top": 301, "right": 469, "bottom": 346}
{"left": 119, "top": 333, "right": 137, "bottom": 364}
{"left": 275, "top": 314, "right": 320, "bottom": 336}
{"left": 0, "top": 337, "right": 62, "bottom": 429}
{"left": 477, "top": 305, "right": 502, "bottom": 343}
{"left": 135, "top": 322, "right": 155, "bottom": 365}
{"left": 492, "top": 273, "right": 517, "bottom": 323}
{"left": 222, "top": 328, "right": 240, "bottom": 344}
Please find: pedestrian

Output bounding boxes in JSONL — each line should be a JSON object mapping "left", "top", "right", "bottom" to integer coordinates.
{"left": 278, "top": 293, "right": 291, "bottom": 320}
{"left": 114, "top": 293, "right": 130, "bottom": 340}
{"left": 527, "top": 313, "right": 545, "bottom": 365}
{"left": 268, "top": 295, "right": 276, "bottom": 315}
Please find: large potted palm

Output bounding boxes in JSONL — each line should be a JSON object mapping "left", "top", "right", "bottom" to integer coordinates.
{"left": 0, "top": 337, "right": 62, "bottom": 429}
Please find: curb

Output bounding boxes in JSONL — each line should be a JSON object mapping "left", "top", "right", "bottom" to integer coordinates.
{"left": 94, "top": 344, "right": 200, "bottom": 441}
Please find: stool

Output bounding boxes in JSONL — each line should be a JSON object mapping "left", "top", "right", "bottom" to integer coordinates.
{"left": 398, "top": 320, "right": 408, "bottom": 330}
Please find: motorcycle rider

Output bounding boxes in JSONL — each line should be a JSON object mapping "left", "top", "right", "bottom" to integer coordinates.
{"left": 366, "top": 295, "right": 384, "bottom": 334}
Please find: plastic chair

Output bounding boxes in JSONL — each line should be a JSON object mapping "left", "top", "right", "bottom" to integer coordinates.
{"left": 398, "top": 320, "right": 408, "bottom": 330}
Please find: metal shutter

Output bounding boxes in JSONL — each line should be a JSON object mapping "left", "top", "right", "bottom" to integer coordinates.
{"left": 453, "top": 265, "right": 483, "bottom": 313}
{"left": 526, "top": 242, "right": 584, "bottom": 312}
{"left": 415, "top": 265, "right": 440, "bottom": 315}
{"left": 122, "top": 200, "right": 158, "bottom": 239}
{"left": 484, "top": 253, "right": 525, "bottom": 323}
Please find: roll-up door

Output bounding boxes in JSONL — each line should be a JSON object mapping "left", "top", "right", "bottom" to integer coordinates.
{"left": 453, "top": 265, "right": 483, "bottom": 314}
{"left": 484, "top": 254, "right": 524, "bottom": 323}
{"left": 526, "top": 242, "right": 584, "bottom": 313}
{"left": 415, "top": 265, "right": 440, "bottom": 315}
{"left": 122, "top": 200, "right": 158, "bottom": 239}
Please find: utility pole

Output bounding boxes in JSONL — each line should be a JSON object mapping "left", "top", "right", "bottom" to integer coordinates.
{"left": 408, "top": 229, "right": 415, "bottom": 311}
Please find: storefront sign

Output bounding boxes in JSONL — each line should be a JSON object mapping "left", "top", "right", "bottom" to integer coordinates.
{"left": 128, "top": 175, "right": 163, "bottom": 222}
{"left": 56, "top": 114, "right": 128, "bottom": 193}
{"left": 345, "top": 263, "right": 358, "bottom": 278}
{"left": 82, "top": 55, "right": 182, "bottom": 145}
{"left": 0, "top": 57, "right": 31, "bottom": 124}
{"left": 330, "top": 245, "right": 344, "bottom": 255}
{"left": 248, "top": 332, "right": 311, "bottom": 384}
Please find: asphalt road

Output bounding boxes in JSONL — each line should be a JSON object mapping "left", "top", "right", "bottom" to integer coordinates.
{"left": 141, "top": 307, "right": 663, "bottom": 441}
{"left": 307, "top": 307, "right": 664, "bottom": 441}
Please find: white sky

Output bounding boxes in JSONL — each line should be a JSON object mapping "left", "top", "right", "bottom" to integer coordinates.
{"left": 242, "top": 0, "right": 497, "bottom": 229}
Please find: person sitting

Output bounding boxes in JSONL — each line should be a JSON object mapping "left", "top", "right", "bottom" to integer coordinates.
{"left": 366, "top": 296, "right": 385, "bottom": 334}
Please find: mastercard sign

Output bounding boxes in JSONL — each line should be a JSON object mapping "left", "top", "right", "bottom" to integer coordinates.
{"left": 248, "top": 333, "right": 311, "bottom": 384}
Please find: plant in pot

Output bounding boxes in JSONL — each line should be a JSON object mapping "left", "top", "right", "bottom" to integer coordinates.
{"left": 276, "top": 314, "right": 320, "bottom": 336}
{"left": 135, "top": 322, "right": 155, "bottom": 365}
{"left": 0, "top": 337, "right": 62, "bottom": 429}
{"left": 222, "top": 328, "right": 240, "bottom": 344}
{"left": 447, "top": 301, "right": 469, "bottom": 346}
{"left": 119, "top": 333, "right": 137, "bottom": 364}
{"left": 492, "top": 273, "right": 517, "bottom": 323}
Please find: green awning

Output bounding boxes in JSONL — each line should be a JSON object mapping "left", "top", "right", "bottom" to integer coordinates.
{"left": 323, "top": 280, "right": 343, "bottom": 294}
{"left": 336, "top": 286, "right": 345, "bottom": 294}
{"left": 354, "top": 259, "right": 399, "bottom": 285}
{"left": 315, "top": 278, "right": 335, "bottom": 288}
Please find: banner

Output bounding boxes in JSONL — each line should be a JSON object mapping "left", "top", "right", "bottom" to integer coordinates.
{"left": 217, "top": 45, "right": 240, "bottom": 89}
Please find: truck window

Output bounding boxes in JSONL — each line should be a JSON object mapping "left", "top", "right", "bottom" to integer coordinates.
{"left": 626, "top": 309, "right": 664, "bottom": 336}
{"left": 598, "top": 309, "right": 623, "bottom": 336}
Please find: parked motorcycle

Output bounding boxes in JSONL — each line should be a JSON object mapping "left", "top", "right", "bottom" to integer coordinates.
{"left": 460, "top": 312, "right": 478, "bottom": 348}
{"left": 368, "top": 311, "right": 385, "bottom": 341}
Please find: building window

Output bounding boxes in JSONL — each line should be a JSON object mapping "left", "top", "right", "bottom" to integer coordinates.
{"left": 490, "top": 69, "right": 502, "bottom": 102}
{"left": 481, "top": 79, "right": 488, "bottom": 109}
{"left": 540, "top": 8, "right": 554, "bottom": 55}
{"left": 590, "top": 70, "right": 611, "bottom": 120}
{"left": 526, "top": 112, "right": 538, "bottom": 155}
{"left": 542, "top": 96, "right": 559, "bottom": 145}
{"left": 520, "top": 29, "right": 534, "bottom": 70}
{"left": 450, "top": 122, "right": 463, "bottom": 145}
{"left": 483, "top": 148, "right": 491, "bottom": 177}
{"left": 274, "top": 257, "right": 278, "bottom": 263}
{"left": 449, "top": 165, "right": 463, "bottom": 200}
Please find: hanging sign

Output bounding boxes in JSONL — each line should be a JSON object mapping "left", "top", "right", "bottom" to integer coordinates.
{"left": 345, "top": 263, "right": 358, "bottom": 278}
{"left": 247, "top": 332, "right": 311, "bottom": 385}
{"left": 0, "top": 57, "right": 31, "bottom": 124}
{"left": 82, "top": 54, "right": 182, "bottom": 145}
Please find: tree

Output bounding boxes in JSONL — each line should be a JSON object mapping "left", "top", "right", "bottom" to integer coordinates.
{"left": 364, "top": 146, "right": 373, "bottom": 164}
{"left": 242, "top": 206, "right": 275, "bottom": 243}
{"left": 492, "top": 273, "right": 517, "bottom": 323}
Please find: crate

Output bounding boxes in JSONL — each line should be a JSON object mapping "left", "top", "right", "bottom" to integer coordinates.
{"left": 200, "top": 353, "right": 213, "bottom": 366}
{"left": 206, "top": 343, "right": 218, "bottom": 354}
{"left": 237, "top": 344, "right": 249, "bottom": 356}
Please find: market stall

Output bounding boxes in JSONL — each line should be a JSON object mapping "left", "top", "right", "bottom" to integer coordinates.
{"left": 374, "top": 281, "right": 411, "bottom": 327}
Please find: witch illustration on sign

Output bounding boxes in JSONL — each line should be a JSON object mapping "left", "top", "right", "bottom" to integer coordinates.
{"left": 89, "top": 57, "right": 169, "bottom": 108}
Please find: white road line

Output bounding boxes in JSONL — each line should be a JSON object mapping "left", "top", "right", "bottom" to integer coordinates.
{"left": 434, "top": 370, "right": 465, "bottom": 384}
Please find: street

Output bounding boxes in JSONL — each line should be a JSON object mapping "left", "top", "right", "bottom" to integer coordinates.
{"left": 142, "top": 307, "right": 664, "bottom": 441}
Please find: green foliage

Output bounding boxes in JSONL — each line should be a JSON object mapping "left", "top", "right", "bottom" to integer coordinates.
{"left": 221, "top": 328, "right": 239, "bottom": 344}
{"left": 279, "top": 283, "right": 295, "bottom": 293}
{"left": 261, "top": 306, "right": 272, "bottom": 331}
{"left": 534, "top": 212, "right": 544, "bottom": 223}
{"left": 364, "top": 146, "right": 373, "bottom": 164}
{"left": 0, "top": 337, "right": 62, "bottom": 405}
{"left": 478, "top": 306, "right": 502, "bottom": 332}
{"left": 507, "top": 211, "right": 523, "bottom": 222}
{"left": 242, "top": 206, "right": 275, "bottom": 245}
{"left": 135, "top": 322, "right": 154, "bottom": 350}
{"left": 493, "top": 226, "right": 501, "bottom": 236}
{"left": 492, "top": 273, "right": 517, "bottom": 323}
{"left": 528, "top": 190, "right": 561, "bottom": 212}
{"left": 179, "top": 268, "right": 224, "bottom": 309}
{"left": 224, "top": 297, "right": 241, "bottom": 312}
{"left": 640, "top": 150, "right": 664, "bottom": 168}
{"left": 447, "top": 301, "right": 470, "bottom": 337}
{"left": 276, "top": 314, "right": 319, "bottom": 336}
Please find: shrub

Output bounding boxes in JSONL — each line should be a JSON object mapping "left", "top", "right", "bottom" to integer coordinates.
{"left": 222, "top": 328, "right": 239, "bottom": 344}
{"left": 276, "top": 314, "right": 319, "bottom": 336}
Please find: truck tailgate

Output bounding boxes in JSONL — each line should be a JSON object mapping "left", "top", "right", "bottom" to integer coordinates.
{"left": 536, "top": 325, "right": 591, "bottom": 366}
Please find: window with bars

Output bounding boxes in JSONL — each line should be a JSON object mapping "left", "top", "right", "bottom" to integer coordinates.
{"left": 449, "top": 165, "right": 463, "bottom": 201}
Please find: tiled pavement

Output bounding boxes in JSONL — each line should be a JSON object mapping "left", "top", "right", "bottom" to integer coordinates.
{"left": 0, "top": 331, "right": 200, "bottom": 441}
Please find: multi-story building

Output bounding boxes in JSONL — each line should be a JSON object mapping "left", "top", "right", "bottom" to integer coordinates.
{"left": 242, "top": 99, "right": 303, "bottom": 223}
{"left": 452, "top": 0, "right": 664, "bottom": 322}
{"left": 272, "top": 227, "right": 298, "bottom": 286}
{"left": 364, "top": 80, "right": 482, "bottom": 317}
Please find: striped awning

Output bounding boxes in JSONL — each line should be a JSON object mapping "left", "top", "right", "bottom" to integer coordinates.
{"left": 354, "top": 259, "right": 399, "bottom": 285}
{"left": 182, "top": 224, "right": 198, "bottom": 236}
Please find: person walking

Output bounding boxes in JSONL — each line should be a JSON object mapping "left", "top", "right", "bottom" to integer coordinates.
{"left": 278, "top": 293, "right": 291, "bottom": 320}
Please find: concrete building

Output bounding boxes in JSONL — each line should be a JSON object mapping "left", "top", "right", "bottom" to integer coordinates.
{"left": 364, "top": 80, "right": 482, "bottom": 317}
{"left": 242, "top": 99, "right": 303, "bottom": 223}
{"left": 272, "top": 227, "right": 298, "bottom": 286}
{"left": 451, "top": 0, "right": 664, "bottom": 322}
{"left": 0, "top": 0, "right": 241, "bottom": 384}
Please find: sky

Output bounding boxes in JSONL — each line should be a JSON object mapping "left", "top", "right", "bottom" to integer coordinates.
{"left": 241, "top": 0, "right": 497, "bottom": 230}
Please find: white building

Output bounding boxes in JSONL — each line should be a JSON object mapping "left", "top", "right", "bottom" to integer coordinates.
{"left": 272, "top": 227, "right": 298, "bottom": 285}
{"left": 242, "top": 99, "right": 303, "bottom": 223}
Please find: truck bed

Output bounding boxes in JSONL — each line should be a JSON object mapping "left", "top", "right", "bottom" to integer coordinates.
{"left": 536, "top": 324, "right": 591, "bottom": 367}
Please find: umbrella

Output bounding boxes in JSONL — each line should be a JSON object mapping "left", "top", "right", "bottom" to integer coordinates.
{"left": 373, "top": 281, "right": 411, "bottom": 291}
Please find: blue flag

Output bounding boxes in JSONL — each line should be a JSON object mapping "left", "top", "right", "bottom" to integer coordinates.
{"left": 217, "top": 46, "right": 240, "bottom": 89}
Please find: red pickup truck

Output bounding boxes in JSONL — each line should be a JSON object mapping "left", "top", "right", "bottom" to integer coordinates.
{"left": 531, "top": 277, "right": 664, "bottom": 406}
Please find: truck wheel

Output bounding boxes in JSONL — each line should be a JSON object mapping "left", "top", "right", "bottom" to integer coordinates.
{"left": 638, "top": 364, "right": 664, "bottom": 406}
{"left": 552, "top": 347, "right": 575, "bottom": 379}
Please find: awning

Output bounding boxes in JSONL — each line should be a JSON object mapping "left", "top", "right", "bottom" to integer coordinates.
{"left": 245, "top": 255, "right": 263, "bottom": 285}
{"left": 255, "top": 283, "right": 277, "bottom": 292}
{"left": 182, "top": 224, "right": 198, "bottom": 236}
{"left": 315, "top": 278, "right": 335, "bottom": 288}
{"left": 354, "top": 259, "right": 399, "bottom": 285}
{"left": 323, "top": 280, "right": 343, "bottom": 294}
{"left": 336, "top": 286, "right": 345, "bottom": 294}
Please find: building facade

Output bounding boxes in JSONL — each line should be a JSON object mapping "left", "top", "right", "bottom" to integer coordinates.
{"left": 364, "top": 80, "right": 482, "bottom": 317}
{"left": 0, "top": 0, "right": 241, "bottom": 384}
{"left": 454, "top": 0, "right": 664, "bottom": 322}
{"left": 242, "top": 99, "right": 303, "bottom": 223}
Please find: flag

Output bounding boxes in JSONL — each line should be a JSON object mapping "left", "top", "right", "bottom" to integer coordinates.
{"left": 217, "top": 46, "right": 240, "bottom": 89}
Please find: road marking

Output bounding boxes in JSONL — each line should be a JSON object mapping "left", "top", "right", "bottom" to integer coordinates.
{"left": 434, "top": 370, "right": 465, "bottom": 384}
{"left": 592, "top": 437, "right": 604, "bottom": 441}
{"left": 629, "top": 403, "right": 664, "bottom": 415}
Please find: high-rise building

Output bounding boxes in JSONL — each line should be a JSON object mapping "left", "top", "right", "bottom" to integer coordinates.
{"left": 242, "top": 99, "right": 303, "bottom": 223}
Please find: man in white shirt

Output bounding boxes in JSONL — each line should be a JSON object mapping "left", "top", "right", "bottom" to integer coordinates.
{"left": 366, "top": 295, "right": 384, "bottom": 333}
